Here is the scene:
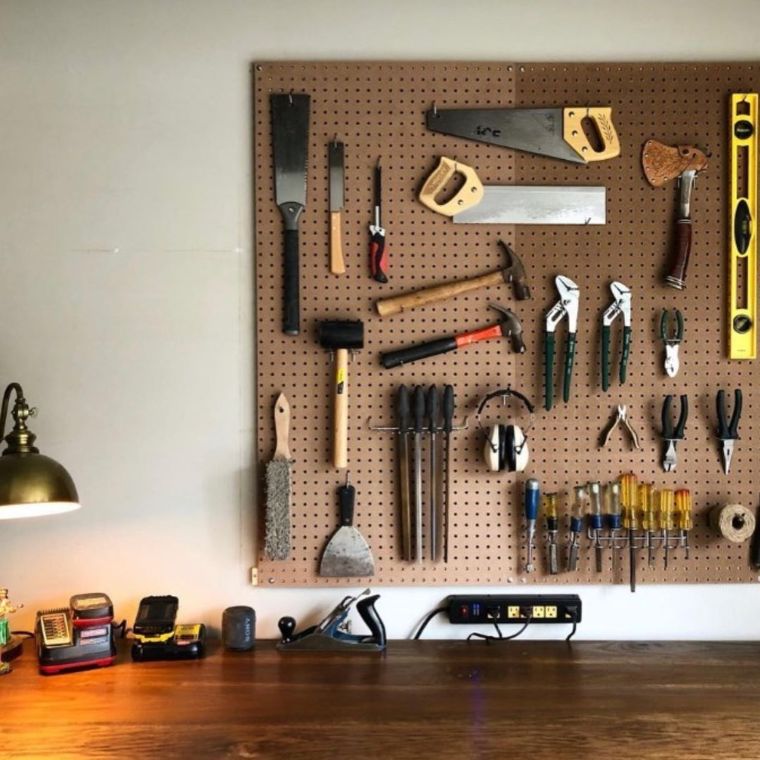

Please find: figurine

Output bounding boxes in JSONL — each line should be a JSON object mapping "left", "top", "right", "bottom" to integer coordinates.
{"left": 0, "top": 588, "right": 21, "bottom": 675}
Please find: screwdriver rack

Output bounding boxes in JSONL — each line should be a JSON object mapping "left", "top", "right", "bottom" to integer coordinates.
{"left": 254, "top": 61, "right": 760, "bottom": 587}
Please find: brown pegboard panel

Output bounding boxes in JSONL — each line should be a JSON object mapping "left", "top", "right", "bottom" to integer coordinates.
{"left": 254, "top": 62, "right": 760, "bottom": 586}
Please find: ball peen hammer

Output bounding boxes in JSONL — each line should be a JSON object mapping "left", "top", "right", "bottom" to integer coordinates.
{"left": 319, "top": 320, "right": 364, "bottom": 469}
{"left": 381, "top": 304, "right": 524, "bottom": 369}
{"left": 374, "top": 241, "right": 531, "bottom": 318}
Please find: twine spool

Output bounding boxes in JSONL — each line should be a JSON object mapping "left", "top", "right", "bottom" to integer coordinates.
{"left": 709, "top": 504, "right": 755, "bottom": 543}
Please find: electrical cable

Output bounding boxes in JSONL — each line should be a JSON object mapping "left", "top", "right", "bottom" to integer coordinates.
{"left": 565, "top": 621, "right": 578, "bottom": 641}
{"left": 413, "top": 606, "right": 446, "bottom": 640}
{"left": 10, "top": 630, "right": 34, "bottom": 639}
{"left": 467, "top": 616, "right": 532, "bottom": 643}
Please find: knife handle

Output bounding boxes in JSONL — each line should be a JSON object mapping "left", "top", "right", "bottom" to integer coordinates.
{"left": 283, "top": 227, "right": 300, "bottom": 335}
{"left": 563, "top": 107, "right": 620, "bottom": 162}
{"left": 370, "top": 230, "right": 388, "bottom": 283}
{"left": 665, "top": 219, "right": 692, "bottom": 290}
{"left": 330, "top": 210, "right": 345, "bottom": 275}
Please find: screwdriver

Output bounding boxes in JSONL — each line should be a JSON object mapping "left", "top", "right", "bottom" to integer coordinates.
{"left": 567, "top": 485, "right": 586, "bottom": 572}
{"left": 675, "top": 488, "right": 693, "bottom": 560}
{"left": 524, "top": 478, "right": 540, "bottom": 573}
{"left": 604, "top": 481, "right": 621, "bottom": 574}
{"left": 619, "top": 473, "right": 639, "bottom": 592}
{"left": 588, "top": 482, "right": 603, "bottom": 572}
{"left": 543, "top": 493, "right": 559, "bottom": 574}
{"left": 658, "top": 488, "right": 675, "bottom": 569}
{"left": 639, "top": 483, "right": 655, "bottom": 567}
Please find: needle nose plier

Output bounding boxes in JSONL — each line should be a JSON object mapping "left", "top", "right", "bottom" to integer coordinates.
{"left": 661, "top": 394, "right": 688, "bottom": 472}
{"left": 716, "top": 388, "right": 742, "bottom": 474}
{"left": 544, "top": 275, "right": 580, "bottom": 411}
{"left": 601, "top": 281, "right": 632, "bottom": 391}
{"left": 660, "top": 308, "right": 684, "bottom": 378}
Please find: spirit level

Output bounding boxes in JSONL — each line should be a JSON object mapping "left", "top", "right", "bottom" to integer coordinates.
{"left": 729, "top": 93, "right": 758, "bottom": 360}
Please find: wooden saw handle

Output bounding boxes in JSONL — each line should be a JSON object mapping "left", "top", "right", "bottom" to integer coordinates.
{"left": 563, "top": 107, "right": 620, "bottom": 162}
{"left": 333, "top": 348, "right": 349, "bottom": 469}
{"left": 330, "top": 210, "right": 345, "bottom": 274}
{"left": 417, "top": 156, "right": 484, "bottom": 217}
{"left": 375, "top": 270, "right": 503, "bottom": 317}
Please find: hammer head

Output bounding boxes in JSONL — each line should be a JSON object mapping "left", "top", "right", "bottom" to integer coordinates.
{"left": 318, "top": 320, "right": 365, "bottom": 351}
{"left": 490, "top": 303, "right": 525, "bottom": 354}
{"left": 498, "top": 241, "right": 531, "bottom": 300}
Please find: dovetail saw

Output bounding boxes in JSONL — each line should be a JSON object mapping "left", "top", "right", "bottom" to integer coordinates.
{"left": 729, "top": 93, "right": 757, "bottom": 360}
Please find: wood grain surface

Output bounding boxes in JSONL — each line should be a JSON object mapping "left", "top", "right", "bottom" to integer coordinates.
{"left": 4, "top": 640, "right": 760, "bottom": 759}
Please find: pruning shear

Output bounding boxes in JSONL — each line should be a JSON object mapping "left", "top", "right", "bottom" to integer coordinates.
{"left": 544, "top": 275, "right": 580, "bottom": 411}
{"left": 660, "top": 308, "right": 684, "bottom": 378}
{"left": 601, "top": 281, "right": 632, "bottom": 391}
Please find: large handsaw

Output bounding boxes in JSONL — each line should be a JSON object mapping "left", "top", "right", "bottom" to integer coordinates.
{"left": 271, "top": 93, "right": 310, "bottom": 336}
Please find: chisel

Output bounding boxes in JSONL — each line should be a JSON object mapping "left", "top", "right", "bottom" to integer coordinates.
{"left": 412, "top": 386, "right": 425, "bottom": 562}
{"left": 396, "top": 386, "right": 413, "bottom": 561}
{"left": 442, "top": 385, "right": 455, "bottom": 563}
{"left": 427, "top": 386, "right": 442, "bottom": 561}
{"left": 524, "top": 479, "right": 540, "bottom": 573}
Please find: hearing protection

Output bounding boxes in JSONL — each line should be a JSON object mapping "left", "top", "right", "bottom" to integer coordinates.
{"left": 476, "top": 388, "right": 534, "bottom": 472}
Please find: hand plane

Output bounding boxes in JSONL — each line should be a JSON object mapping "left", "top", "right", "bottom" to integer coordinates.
{"left": 277, "top": 589, "right": 386, "bottom": 652}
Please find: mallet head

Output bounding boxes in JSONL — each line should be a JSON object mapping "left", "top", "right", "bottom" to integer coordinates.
{"left": 318, "top": 320, "right": 365, "bottom": 352}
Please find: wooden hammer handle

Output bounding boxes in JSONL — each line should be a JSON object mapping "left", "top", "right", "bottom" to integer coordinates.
{"left": 333, "top": 348, "right": 349, "bottom": 469}
{"left": 375, "top": 270, "right": 503, "bottom": 317}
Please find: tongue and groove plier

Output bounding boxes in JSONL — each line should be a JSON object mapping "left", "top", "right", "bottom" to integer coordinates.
{"left": 601, "top": 281, "right": 632, "bottom": 391}
{"left": 544, "top": 275, "right": 580, "bottom": 411}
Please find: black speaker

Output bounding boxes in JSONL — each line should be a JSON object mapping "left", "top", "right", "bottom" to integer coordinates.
{"left": 222, "top": 606, "right": 256, "bottom": 651}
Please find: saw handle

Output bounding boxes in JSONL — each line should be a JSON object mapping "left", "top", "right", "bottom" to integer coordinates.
{"left": 338, "top": 483, "right": 356, "bottom": 526}
{"left": 665, "top": 219, "right": 692, "bottom": 290}
{"left": 333, "top": 348, "right": 349, "bottom": 469}
{"left": 563, "top": 107, "right": 621, "bottom": 163}
{"left": 417, "top": 156, "right": 484, "bottom": 217}
{"left": 356, "top": 594, "right": 387, "bottom": 647}
{"left": 375, "top": 270, "right": 502, "bottom": 317}
{"left": 283, "top": 227, "right": 300, "bottom": 335}
{"left": 330, "top": 211, "right": 345, "bottom": 275}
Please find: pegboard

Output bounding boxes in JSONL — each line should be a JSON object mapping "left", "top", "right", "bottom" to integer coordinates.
{"left": 253, "top": 62, "right": 760, "bottom": 587}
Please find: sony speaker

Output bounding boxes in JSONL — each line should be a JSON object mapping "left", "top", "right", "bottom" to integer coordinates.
{"left": 222, "top": 606, "right": 256, "bottom": 651}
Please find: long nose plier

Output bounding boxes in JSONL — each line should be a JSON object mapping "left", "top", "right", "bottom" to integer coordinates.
{"left": 601, "top": 281, "right": 632, "bottom": 391}
{"left": 661, "top": 394, "right": 688, "bottom": 472}
{"left": 544, "top": 275, "right": 580, "bottom": 411}
{"left": 716, "top": 389, "right": 742, "bottom": 474}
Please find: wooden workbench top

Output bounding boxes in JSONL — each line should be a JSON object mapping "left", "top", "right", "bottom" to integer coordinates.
{"left": 4, "top": 640, "right": 758, "bottom": 759}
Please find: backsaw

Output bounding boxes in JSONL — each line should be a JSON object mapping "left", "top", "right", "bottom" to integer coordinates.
{"left": 426, "top": 105, "right": 620, "bottom": 164}
{"left": 319, "top": 478, "right": 375, "bottom": 577}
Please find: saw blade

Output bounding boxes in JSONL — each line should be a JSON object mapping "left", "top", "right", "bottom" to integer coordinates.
{"left": 426, "top": 107, "right": 585, "bottom": 164}
{"left": 453, "top": 185, "right": 606, "bottom": 224}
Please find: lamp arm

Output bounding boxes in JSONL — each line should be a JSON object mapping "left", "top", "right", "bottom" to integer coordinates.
{"left": 0, "top": 383, "right": 24, "bottom": 441}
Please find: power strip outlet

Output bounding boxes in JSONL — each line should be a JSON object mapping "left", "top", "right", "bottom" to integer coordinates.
{"left": 446, "top": 594, "right": 582, "bottom": 625}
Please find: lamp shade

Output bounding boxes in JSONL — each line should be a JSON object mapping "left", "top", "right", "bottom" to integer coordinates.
{"left": 0, "top": 382, "right": 80, "bottom": 520}
{"left": 0, "top": 452, "right": 79, "bottom": 519}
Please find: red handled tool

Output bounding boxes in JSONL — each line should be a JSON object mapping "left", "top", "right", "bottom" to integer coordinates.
{"left": 381, "top": 304, "right": 524, "bottom": 369}
{"left": 369, "top": 159, "right": 388, "bottom": 283}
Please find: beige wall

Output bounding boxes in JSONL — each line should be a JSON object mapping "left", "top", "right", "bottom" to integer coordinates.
{"left": 2, "top": 0, "right": 760, "bottom": 639}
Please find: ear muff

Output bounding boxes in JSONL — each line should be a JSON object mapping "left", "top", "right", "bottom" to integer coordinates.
{"left": 477, "top": 389, "right": 534, "bottom": 473}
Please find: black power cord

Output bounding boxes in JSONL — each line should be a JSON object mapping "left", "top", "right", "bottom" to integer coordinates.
{"left": 413, "top": 606, "right": 447, "bottom": 640}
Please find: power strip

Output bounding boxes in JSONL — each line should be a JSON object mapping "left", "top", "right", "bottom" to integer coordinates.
{"left": 446, "top": 594, "right": 582, "bottom": 625}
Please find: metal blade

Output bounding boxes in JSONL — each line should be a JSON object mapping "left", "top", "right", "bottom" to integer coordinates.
{"left": 454, "top": 186, "right": 606, "bottom": 224}
{"left": 427, "top": 107, "right": 585, "bottom": 164}
{"left": 319, "top": 526, "right": 375, "bottom": 577}
{"left": 271, "top": 94, "right": 310, "bottom": 209}
{"left": 329, "top": 141, "right": 344, "bottom": 211}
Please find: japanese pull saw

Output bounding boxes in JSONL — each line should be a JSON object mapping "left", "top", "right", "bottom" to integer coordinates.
{"left": 426, "top": 105, "right": 620, "bottom": 164}
{"left": 271, "top": 93, "right": 310, "bottom": 336}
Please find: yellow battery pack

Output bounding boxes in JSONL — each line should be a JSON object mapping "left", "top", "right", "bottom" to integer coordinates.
{"left": 729, "top": 93, "right": 758, "bottom": 360}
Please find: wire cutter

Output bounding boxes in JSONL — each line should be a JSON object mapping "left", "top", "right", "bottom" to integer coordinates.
{"left": 660, "top": 308, "right": 684, "bottom": 378}
{"left": 601, "top": 281, "right": 632, "bottom": 391}
{"left": 544, "top": 275, "right": 580, "bottom": 411}
{"left": 661, "top": 394, "right": 688, "bottom": 472}
{"left": 716, "top": 389, "right": 742, "bottom": 474}
{"left": 600, "top": 404, "right": 641, "bottom": 450}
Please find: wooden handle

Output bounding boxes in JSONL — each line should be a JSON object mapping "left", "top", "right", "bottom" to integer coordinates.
{"left": 665, "top": 219, "right": 692, "bottom": 290}
{"left": 375, "top": 270, "right": 503, "bottom": 317}
{"left": 333, "top": 348, "right": 349, "bottom": 469}
{"left": 330, "top": 210, "right": 345, "bottom": 275}
{"left": 417, "top": 156, "right": 484, "bottom": 217}
{"left": 563, "top": 107, "right": 620, "bottom": 163}
{"left": 273, "top": 392, "right": 291, "bottom": 459}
